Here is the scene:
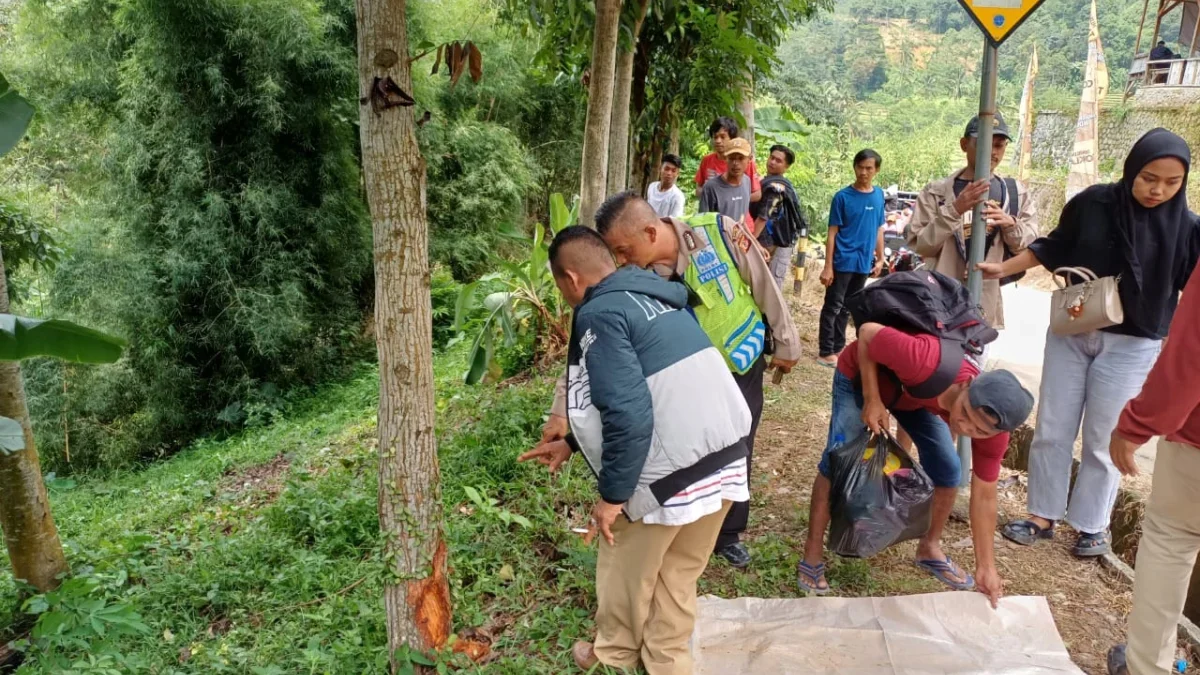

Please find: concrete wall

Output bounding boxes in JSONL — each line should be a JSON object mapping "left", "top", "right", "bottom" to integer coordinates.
{"left": 1027, "top": 100, "right": 1200, "bottom": 224}
{"left": 1026, "top": 177, "right": 1066, "bottom": 234}
{"left": 1030, "top": 111, "right": 1075, "bottom": 170}
{"left": 1031, "top": 107, "right": 1200, "bottom": 172}
{"left": 1133, "top": 85, "right": 1200, "bottom": 109}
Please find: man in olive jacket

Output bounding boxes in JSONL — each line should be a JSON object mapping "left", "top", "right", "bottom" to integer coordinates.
{"left": 908, "top": 114, "right": 1039, "bottom": 331}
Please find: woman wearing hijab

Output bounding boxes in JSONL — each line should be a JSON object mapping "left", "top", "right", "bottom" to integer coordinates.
{"left": 978, "top": 128, "right": 1200, "bottom": 558}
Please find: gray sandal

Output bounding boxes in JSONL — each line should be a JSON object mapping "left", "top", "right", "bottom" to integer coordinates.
{"left": 1001, "top": 519, "right": 1055, "bottom": 546}
{"left": 1073, "top": 531, "right": 1110, "bottom": 557}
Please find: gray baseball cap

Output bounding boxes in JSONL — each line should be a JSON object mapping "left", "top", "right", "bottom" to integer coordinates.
{"left": 968, "top": 370, "right": 1034, "bottom": 432}
{"left": 964, "top": 113, "right": 1011, "bottom": 141}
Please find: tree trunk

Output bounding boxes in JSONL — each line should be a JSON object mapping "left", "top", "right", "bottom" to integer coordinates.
{"left": 0, "top": 248, "right": 67, "bottom": 593}
{"left": 607, "top": 48, "right": 635, "bottom": 195}
{"left": 630, "top": 155, "right": 648, "bottom": 197}
{"left": 644, "top": 101, "right": 671, "bottom": 190}
{"left": 738, "top": 74, "right": 755, "bottom": 155}
{"left": 606, "top": 0, "right": 650, "bottom": 196}
{"left": 649, "top": 140, "right": 664, "bottom": 190}
{"left": 668, "top": 123, "right": 680, "bottom": 155}
{"left": 627, "top": 37, "right": 651, "bottom": 196}
{"left": 578, "top": 0, "right": 622, "bottom": 227}
{"left": 353, "top": 0, "right": 448, "bottom": 670}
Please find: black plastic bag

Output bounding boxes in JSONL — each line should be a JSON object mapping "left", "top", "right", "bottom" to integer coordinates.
{"left": 827, "top": 431, "right": 935, "bottom": 558}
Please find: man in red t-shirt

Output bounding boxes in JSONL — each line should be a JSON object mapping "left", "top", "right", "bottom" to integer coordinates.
{"left": 1105, "top": 258, "right": 1200, "bottom": 675}
{"left": 797, "top": 322, "right": 1033, "bottom": 607}
{"left": 694, "top": 117, "right": 762, "bottom": 205}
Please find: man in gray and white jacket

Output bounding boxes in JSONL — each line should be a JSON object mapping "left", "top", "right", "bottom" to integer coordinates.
{"left": 520, "top": 226, "right": 750, "bottom": 675}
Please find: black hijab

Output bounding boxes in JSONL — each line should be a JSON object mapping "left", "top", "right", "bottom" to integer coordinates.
{"left": 1111, "top": 128, "right": 1192, "bottom": 296}
{"left": 1029, "top": 128, "right": 1200, "bottom": 339}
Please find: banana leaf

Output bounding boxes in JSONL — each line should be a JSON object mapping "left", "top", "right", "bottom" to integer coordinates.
{"left": 0, "top": 415, "right": 24, "bottom": 453}
{"left": 0, "top": 315, "right": 126, "bottom": 363}
{"left": 0, "top": 73, "right": 34, "bottom": 158}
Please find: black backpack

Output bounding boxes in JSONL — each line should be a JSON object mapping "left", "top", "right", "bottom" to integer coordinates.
{"left": 758, "top": 176, "right": 807, "bottom": 248}
{"left": 847, "top": 270, "right": 998, "bottom": 401}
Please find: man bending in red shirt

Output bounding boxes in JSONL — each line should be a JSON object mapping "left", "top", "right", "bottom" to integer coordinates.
{"left": 798, "top": 322, "right": 1034, "bottom": 606}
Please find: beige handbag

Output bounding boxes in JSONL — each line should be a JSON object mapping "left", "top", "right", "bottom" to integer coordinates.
{"left": 1050, "top": 267, "right": 1124, "bottom": 336}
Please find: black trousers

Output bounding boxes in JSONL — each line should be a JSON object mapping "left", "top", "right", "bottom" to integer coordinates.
{"left": 818, "top": 271, "right": 868, "bottom": 357}
{"left": 715, "top": 355, "right": 766, "bottom": 549}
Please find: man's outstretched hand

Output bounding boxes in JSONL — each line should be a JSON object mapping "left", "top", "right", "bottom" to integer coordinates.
{"left": 976, "top": 262, "right": 1006, "bottom": 280}
{"left": 975, "top": 565, "right": 1004, "bottom": 609}
{"left": 518, "top": 439, "right": 572, "bottom": 473}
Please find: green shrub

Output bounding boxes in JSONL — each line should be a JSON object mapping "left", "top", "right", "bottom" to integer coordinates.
{"left": 0, "top": 198, "right": 60, "bottom": 305}
{"left": 453, "top": 195, "right": 574, "bottom": 384}
{"left": 17, "top": 0, "right": 372, "bottom": 473}
{"left": 495, "top": 333, "right": 536, "bottom": 378}
{"left": 424, "top": 120, "right": 538, "bottom": 281}
{"left": 439, "top": 382, "right": 549, "bottom": 491}
{"left": 264, "top": 472, "right": 379, "bottom": 558}
{"left": 430, "top": 266, "right": 462, "bottom": 349}
{"left": 15, "top": 575, "right": 151, "bottom": 673}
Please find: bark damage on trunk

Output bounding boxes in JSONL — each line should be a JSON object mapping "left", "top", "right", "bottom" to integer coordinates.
{"left": 406, "top": 540, "right": 450, "bottom": 647}
{"left": 0, "top": 248, "right": 68, "bottom": 593}
{"left": 353, "top": 0, "right": 449, "bottom": 670}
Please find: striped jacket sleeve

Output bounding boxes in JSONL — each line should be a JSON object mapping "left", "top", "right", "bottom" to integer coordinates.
{"left": 576, "top": 309, "right": 654, "bottom": 505}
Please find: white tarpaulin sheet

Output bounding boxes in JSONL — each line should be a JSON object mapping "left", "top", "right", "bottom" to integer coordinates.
{"left": 693, "top": 592, "right": 1084, "bottom": 674}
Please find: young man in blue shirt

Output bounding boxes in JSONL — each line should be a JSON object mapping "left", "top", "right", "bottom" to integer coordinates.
{"left": 817, "top": 149, "right": 886, "bottom": 366}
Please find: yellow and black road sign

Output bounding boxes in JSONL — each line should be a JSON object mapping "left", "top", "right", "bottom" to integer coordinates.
{"left": 957, "top": 0, "right": 1046, "bottom": 46}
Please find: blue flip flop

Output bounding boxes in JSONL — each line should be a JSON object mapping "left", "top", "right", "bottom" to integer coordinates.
{"left": 797, "top": 560, "right": 830, "bottom": 595}
{"left": 915, "top": 556, "right": 975, "bottom": 591}
{"left": 815, "top": 358, "right": 837, "bottom": 369}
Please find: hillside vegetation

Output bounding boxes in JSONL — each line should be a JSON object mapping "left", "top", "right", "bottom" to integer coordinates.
{"left": 762, "top": 0, "right": 1145, "bottom": 225}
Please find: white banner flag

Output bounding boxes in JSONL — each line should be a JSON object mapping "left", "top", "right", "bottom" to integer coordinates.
{"left": 1066, "top": 0, "right": 1109, "bottom": 201}
{"left": 1013, "top": 45, "right": 1038, "bottom": 182}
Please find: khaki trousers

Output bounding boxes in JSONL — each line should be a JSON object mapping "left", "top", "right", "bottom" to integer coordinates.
{"left": 594, "top": 500, "right": 732, "bottom": 675}
{"left": 1127, "top": 440, "right": 1200, "bottom": 674}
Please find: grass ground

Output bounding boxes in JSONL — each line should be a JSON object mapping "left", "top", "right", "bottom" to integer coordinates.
{"left": 0, "top": 283, "right": 1187, "bottom": 673}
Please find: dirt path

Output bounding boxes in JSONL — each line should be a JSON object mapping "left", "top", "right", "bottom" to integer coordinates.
{"left": 704, "top": 284, "right": 1167, "bottom": 675}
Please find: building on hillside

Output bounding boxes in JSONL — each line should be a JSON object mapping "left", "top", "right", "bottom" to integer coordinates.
{"left": 1126, "top": 0, "right": 1200, "bottom": 102}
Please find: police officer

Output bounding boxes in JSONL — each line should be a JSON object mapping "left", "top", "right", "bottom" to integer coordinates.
{"left": 543, "top": 192, "right": 801, "bottom": 568}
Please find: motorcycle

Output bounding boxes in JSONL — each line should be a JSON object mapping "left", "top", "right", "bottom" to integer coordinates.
{"left": 880, "top": 235, "right": 922, "bottom": 276}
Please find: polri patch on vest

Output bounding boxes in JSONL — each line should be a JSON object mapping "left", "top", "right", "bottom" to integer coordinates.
{"left": 689, "top": 227, "right": 736, "bottom": 304}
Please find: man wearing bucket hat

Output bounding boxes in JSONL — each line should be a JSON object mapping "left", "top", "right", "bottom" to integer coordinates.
{"left": 907, "top": 113, "right": 1039, "bottom": 333}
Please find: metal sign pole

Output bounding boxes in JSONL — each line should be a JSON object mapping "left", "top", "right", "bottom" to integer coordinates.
{"left": 966, "top": 43, "right": 998, "bottom": 301}
{"left": 958, "top": 41, "right": 999, "bottom": 487}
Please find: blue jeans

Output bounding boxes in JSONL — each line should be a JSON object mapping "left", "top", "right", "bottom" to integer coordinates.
{"left": 1027, "top": 329, "right": 1161, "bottom": 533}
{"left": 818, "top": 371, "right": 961, "bottom": 488}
